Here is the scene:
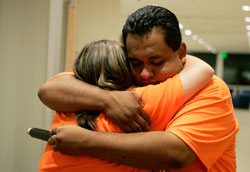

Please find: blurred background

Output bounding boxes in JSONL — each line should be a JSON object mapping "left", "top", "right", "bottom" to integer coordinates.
{"left": 0, "top": 0, "right": 249, "bottom": 171}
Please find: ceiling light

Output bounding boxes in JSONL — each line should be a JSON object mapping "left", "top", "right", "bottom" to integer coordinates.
{"left": 246, "top": 25, "right": 250, "bottom": 30}
{"left": 206, "top": 45, "right": 212, "bottom": 51}
{"left": 198, "top": 39, "right": 204, "bottom": 44}
{"left": 245, "top": 17, "right": 250, "bottom": 22}
{"left": 211, "top": 48, "right": 217, "bottom": 54}
{"left": 192, "top": 35, "right": 198, "bottom": 40}
{"left": 184, "top": 29, "right": 192, "bottom": 36}
{"left": 179, "top": 23, "right": 183, "bottom": 29}
{"left": 242, "top": 5, "right": 250, "bottom": 11}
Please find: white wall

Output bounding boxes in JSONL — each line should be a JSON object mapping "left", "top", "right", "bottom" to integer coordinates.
{"left": 0, "top": 0, "right": 49, "bottom": 171}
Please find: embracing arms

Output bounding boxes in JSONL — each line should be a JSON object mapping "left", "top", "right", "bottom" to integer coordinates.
{"left": 47, "top": 56, "right": 214, "bottom": 169}
{"left": 38, "top": 55, "right": 213, "bottom": 132}
{"left": 38, "top": 55, "right": 213, "bottom": 110}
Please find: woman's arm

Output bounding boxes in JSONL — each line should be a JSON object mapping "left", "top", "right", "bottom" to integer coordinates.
{"left": 180, "top": 55, "right": 214, "bottom": 102}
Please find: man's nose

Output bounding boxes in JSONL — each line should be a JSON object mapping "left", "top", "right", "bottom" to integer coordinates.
{"left": 140, "top": 65, "right": 154, "bottom": 79}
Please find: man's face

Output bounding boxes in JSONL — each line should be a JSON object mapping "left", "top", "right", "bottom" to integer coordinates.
{"left": 126, "top": 27, "right": 187, "bottom": 86}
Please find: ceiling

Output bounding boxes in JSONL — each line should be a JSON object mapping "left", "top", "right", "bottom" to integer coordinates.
{"left": 120, "top": 0, "right": 250, "bottom": 54}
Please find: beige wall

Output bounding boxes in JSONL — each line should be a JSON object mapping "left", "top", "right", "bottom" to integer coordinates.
{"left": 0, "top": 1, "right": 249, "bottom": 172}
{"left": 75, "top": 0, "right": 122, "bottom": 58}
{"left": 0, "top": 0, "right": 124, "bottom": 171}
{"left": 0, "top": 0, "right": 49, "bottom": 171}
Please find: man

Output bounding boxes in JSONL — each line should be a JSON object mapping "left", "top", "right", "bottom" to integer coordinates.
{"left": 39, "top": 5, "right": 238, "bottom": 171}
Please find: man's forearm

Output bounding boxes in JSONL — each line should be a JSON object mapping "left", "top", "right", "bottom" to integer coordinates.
{"left": 82, "top": 130, "right": 197, "bottom": 170}
{"left": 38, "top": 75, "right": 108, "bottom": 112}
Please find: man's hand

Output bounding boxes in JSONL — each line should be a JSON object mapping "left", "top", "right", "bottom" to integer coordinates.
{"left": 48, "top": 126, "right": 88, "bottom": 155}
{"left": 104, "top": 91, "right": 151, "bottom": 132}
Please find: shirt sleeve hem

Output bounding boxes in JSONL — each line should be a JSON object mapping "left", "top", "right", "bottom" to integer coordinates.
{"left": 166, "top": 129, "right": 210, "bottom": 171}
{"left": 48, "top": 72, "right": 74, "bottom": 82}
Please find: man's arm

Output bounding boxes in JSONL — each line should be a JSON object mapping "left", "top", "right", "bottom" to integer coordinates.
{"left": 49, "top": 125, "right": 196, "bottom": 170}
{"left": 38, "top": 75, "right": 150, "bottom": 132}
{"left": 38, "top": 74, "right": 108, "bottom": 112}
{"left": 38, "top": 55, "right": 212, "bottom": 112}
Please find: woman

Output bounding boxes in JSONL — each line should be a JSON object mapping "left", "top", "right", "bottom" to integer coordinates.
{"left": 39, "top": 40, "right": 214, "bottom": 172}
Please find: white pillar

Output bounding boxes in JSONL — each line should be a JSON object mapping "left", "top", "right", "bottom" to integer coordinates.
{"left": 216, "top": 52, "right": 224, "bottom": 79}
{"left": 44, "top": 0, "right": 66, "bottom": 129}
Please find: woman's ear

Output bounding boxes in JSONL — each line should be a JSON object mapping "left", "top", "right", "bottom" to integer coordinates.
{"left": 178, "top": 42, "right": 187, "bottom": 64}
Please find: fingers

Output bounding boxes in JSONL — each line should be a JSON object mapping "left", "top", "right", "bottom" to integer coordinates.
{"left": 120, "top": 124, "right": 133, "bottom": 133}
{"left": 126, "top": 113, "right": 150, "bottom": 132}
{"left": 133, "top": 92, "right": 144, "bottom": 107}
{"left": 48, "top": 128, "right": 60, "bottom": 151}
{"left": 128, "top": 108, "right": 150, "bottom": 132}
{"left": 48, "top": 134, "right": 61, "bottom": 152}
{"left": 132, "top": 93, "right": 150, "bottom": 131}
{"left": 48, "top": 135, "right": 56, "bottom": 145}
{"left": 119, "top": 108, "right": 150, "bottom": 132}
{"left": 51, "top": 127, "right": 58, "bottom": 135}
{"left": 48, "top": 135, "right": 58, "bottom": 152}
{"left": 127, "top": 121, "right": 143, "bottom": 132}
{"left": 135, "top": 113, "right": 150, "bottom": 132}
{"left": 138, "top": 108, "right": 151, "bottom": 126}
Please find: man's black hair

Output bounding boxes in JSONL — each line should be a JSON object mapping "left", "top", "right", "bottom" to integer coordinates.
{"left": 122, "top": 5, "right": 182, "bottom": 52}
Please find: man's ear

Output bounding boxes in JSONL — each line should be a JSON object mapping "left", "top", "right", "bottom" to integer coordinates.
{"left": 181, "top": 56, "right": 187, "bottom": 65}
{"left": 178, "top": 42, "right": 187, "bottom": 64}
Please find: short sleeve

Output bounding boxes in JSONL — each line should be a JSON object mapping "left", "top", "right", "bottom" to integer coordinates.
{"left": 166, "top": 76, "right": 239, "bottom": 170}
{"left": 133, "top": 74, "right": 185, "bottom": 131}
{"left": 48, "top": 72, "right": 74, "bottom": 82}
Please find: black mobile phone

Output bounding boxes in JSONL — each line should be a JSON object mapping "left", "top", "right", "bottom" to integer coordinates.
{"left": 27, "top": 128, "right": 51, "bottom": 141}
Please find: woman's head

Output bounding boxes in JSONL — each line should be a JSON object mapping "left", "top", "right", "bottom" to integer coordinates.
{"left": 73, "top": 40, "right": 134, "bottom": 130}
{"left": 73, "top": 40, "right": 134, "bottom": 90}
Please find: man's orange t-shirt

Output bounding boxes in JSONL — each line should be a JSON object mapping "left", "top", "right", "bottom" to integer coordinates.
{"left": 39, "top": 72, "right": 185, "bottom": 172}
{"left": 165, "top": 76, "right": 239, "bottom": 172}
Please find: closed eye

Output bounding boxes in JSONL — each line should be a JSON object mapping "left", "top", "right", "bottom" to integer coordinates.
{"left": 129, "top": 58, "right": 142, "bottom": 67}
{"left": 150, "top": 60, "right": 165, "bottom": 66}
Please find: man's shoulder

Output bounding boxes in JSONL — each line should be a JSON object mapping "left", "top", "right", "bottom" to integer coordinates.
{"left": 212, "top": 75, "right": 228, "bottom": 86}
{"left": 194, "top": 75, "right": 231, "bottom": 98}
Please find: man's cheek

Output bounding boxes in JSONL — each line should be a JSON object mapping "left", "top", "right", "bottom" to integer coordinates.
{"left": 131, "top": 70, "right": 139, "bottom": 80}
{"left": 158, "top": 73, "right": 173, "bottom": 81}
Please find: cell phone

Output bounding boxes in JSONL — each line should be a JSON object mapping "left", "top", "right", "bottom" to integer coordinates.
{"left": 27, "top": 128, "right": 51, "bottom": 141}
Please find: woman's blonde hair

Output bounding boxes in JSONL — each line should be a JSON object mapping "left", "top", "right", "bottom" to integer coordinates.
{"left": 73, "top": 40, "right": 134, "bottom": 130}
